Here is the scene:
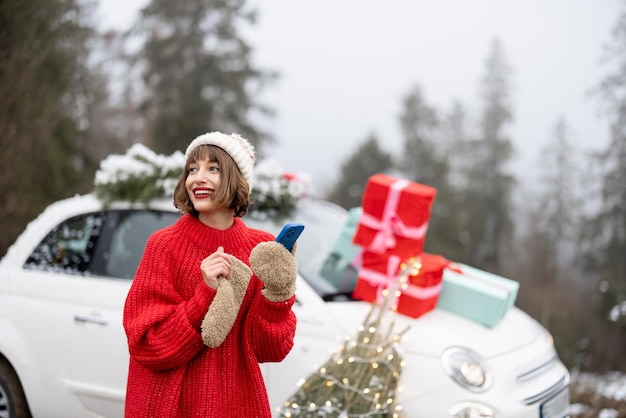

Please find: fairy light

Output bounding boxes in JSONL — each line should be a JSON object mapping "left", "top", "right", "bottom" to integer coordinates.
{"left": 275, "top": 259, "right": 418, "bottom": 417}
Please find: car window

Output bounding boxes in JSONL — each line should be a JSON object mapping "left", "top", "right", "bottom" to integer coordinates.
{"left": 24, "top": 213, "right": 105, "bottom": 274}
{"left": 246, "top": 199, "right": 355, "bottom": 300}
{"left": 23, "top": 209, "right": 181, "bottom": 280}
{"left": 100, "top": 210, "right": 180, "bottom": 280}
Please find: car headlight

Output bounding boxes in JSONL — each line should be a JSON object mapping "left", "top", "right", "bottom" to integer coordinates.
{"left": 440, "top": 346, "right": 492, "bottom": 392}
{"left": 448, "top": 402, "right": 495, "bottom": 418}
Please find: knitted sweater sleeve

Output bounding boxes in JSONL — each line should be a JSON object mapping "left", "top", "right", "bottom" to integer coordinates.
{"left": 250, "top": 293, "right": 297, "bottom": 363}
{"left": 123, "top": 231, "right": 211, "bottom": 371}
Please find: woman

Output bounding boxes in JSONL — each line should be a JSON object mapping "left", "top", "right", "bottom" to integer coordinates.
{"left": 123, "top": 132, "right": 297, "bottom": 417}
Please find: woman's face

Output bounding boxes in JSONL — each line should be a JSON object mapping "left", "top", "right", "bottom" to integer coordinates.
{"left": 185, "top": 158, "right": 221, "bottom": 214}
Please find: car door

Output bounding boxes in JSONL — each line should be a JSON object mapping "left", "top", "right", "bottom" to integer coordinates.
{"left": 57, "top": 272, "right": 130, "bottom": 418}
{"left": 16, "top": 209, "right": 178, "bottom": 417}
{"left": 63, "top": 209, "right": 179, "bottom": 417}
{"left": 262, "top": 276, "right": 355, "bottom": 411}
{"left": 5, "top": 211, "right": 126, "bottom": 417}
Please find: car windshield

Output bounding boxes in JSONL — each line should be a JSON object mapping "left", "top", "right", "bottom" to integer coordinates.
{"left": 245, "top": 198, "right": 357, "bottom": 301}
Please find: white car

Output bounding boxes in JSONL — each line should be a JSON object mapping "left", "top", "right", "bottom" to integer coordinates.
{"left": 0, "top": 194, "right": 570, "bottom": 418}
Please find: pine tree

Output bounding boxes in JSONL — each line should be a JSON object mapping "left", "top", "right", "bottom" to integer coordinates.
{"left": 429, "top": 101, "right": 474, "bottom": 261}
{"left": 129, "top": 0, "right": 276, "bottom": 155}
{"left": 581, "top": 5, "right": 626, "bottom": 370}
{"left": 584, "top": 4, "right": 626, "bottom": 300}
{"left": 536, "top": 119, "right": 580, "bottom": 270}
{"left": 441, "top": 101, "right": 473, "bottom": 192}
{"left": 0, "top": 0, "right": 97, "bottom": 257}
{"left": 326, "top": 133, "right": 393, "bottom": 210}
{"left": 519, "top": 118, "right": 581, "bottom": 328}
{"left": 397, "top": 84, "right": 445, "bottom": 190}
{"left": 397, "top": 84, "right": 464, "bottom": 259}
{"left": 460, "top": 39, "right": 516, "bottom": 274}
{"left": 86, "top": 30, "right": 144, "bottom": 163}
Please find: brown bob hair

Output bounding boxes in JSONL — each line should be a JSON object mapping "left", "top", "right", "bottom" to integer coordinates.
{"left": 173, "top": 144, "right": 251, "bottom": 218}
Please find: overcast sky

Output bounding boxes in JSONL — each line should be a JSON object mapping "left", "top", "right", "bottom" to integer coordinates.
{"left": 98, "top": 0, "right": 622, "bottom": 197}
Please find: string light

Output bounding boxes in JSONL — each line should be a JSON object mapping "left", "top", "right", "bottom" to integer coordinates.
{"left": 275, "top": 259, "right": 420, "bottom": 417}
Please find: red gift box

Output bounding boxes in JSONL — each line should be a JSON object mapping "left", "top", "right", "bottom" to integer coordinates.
{"left": 352, "top": 173, "right": 437, "bottom": 260}
{"left": 352, "top": 250, "right": 402, "bottom": 304}
{"left": 396, "top": 253, "right": 452, "bottom": 318}
{"left": 352, "top": 251, "right": 448, "bottom": 319}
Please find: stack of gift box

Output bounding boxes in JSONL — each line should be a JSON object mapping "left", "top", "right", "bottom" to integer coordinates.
{"left": 322, "top": 172, "right": 519, "bottom": 328}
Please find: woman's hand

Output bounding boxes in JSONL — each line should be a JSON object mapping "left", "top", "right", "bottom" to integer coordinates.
{"left": 249, "top": 241, "right": 297, "bottom": 302}
{"left": 201, "top": 246, "right": 231, "bottom": 289}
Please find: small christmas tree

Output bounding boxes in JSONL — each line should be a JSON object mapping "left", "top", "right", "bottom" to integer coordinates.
{"left": 276, "top": 260, "right": 419, "bottom": 418}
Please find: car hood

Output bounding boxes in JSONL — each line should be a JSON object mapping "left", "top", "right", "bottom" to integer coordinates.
{"left": 323, "top": 301, "right": 544, "bottom": 359}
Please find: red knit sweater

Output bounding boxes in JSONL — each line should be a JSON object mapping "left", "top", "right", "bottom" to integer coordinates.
{"left": 123, "top": 214, "right": 297, "bottom": 418}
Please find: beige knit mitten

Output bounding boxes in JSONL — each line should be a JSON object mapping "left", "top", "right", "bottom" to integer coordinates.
{"left": 201, "top": 257, "right": 251, "bottom": 347}
{"left": 249, "top": 241, "right": 297, "bottom": 303}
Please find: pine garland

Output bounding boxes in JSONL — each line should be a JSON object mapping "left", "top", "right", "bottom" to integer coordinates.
{"left": 94, "top": 143, "right": 184, "bottom": 204}
{"left": 249, "top": 159, "right": 309, "bottom": 217}
{"left": 93, "top": 145, "right": 308, "bottom": 214}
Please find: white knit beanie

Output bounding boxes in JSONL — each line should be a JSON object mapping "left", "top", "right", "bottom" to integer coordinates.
{"left": 184, "top": 132, "right": 256, "bottom": 187}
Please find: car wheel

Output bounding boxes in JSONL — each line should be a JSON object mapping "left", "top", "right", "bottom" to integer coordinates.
{"left": 0, "top": 360, "right": 31, "bottom": 418}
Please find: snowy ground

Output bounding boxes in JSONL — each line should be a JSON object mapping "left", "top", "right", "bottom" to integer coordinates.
{"left": 570, "top": 372, "right": 626, "bottom": 418}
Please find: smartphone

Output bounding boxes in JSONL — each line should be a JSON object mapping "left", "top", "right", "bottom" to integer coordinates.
{"left": 275, "top": 223, "right": 305, "bottom": 252}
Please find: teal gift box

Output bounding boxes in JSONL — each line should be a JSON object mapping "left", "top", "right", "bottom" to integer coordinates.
{"left": 436, "top": 263, "right": 519, "bottom": 328}
{"left": 332, "top": 206, "right": 362, "bottom": 262}
{"left": 319, "top": 207, "right": 363, "bottom": 292}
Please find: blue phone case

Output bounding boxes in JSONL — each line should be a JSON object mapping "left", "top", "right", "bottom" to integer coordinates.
{"left": 275, "top": 223, "right": 305, "bottom": 251}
